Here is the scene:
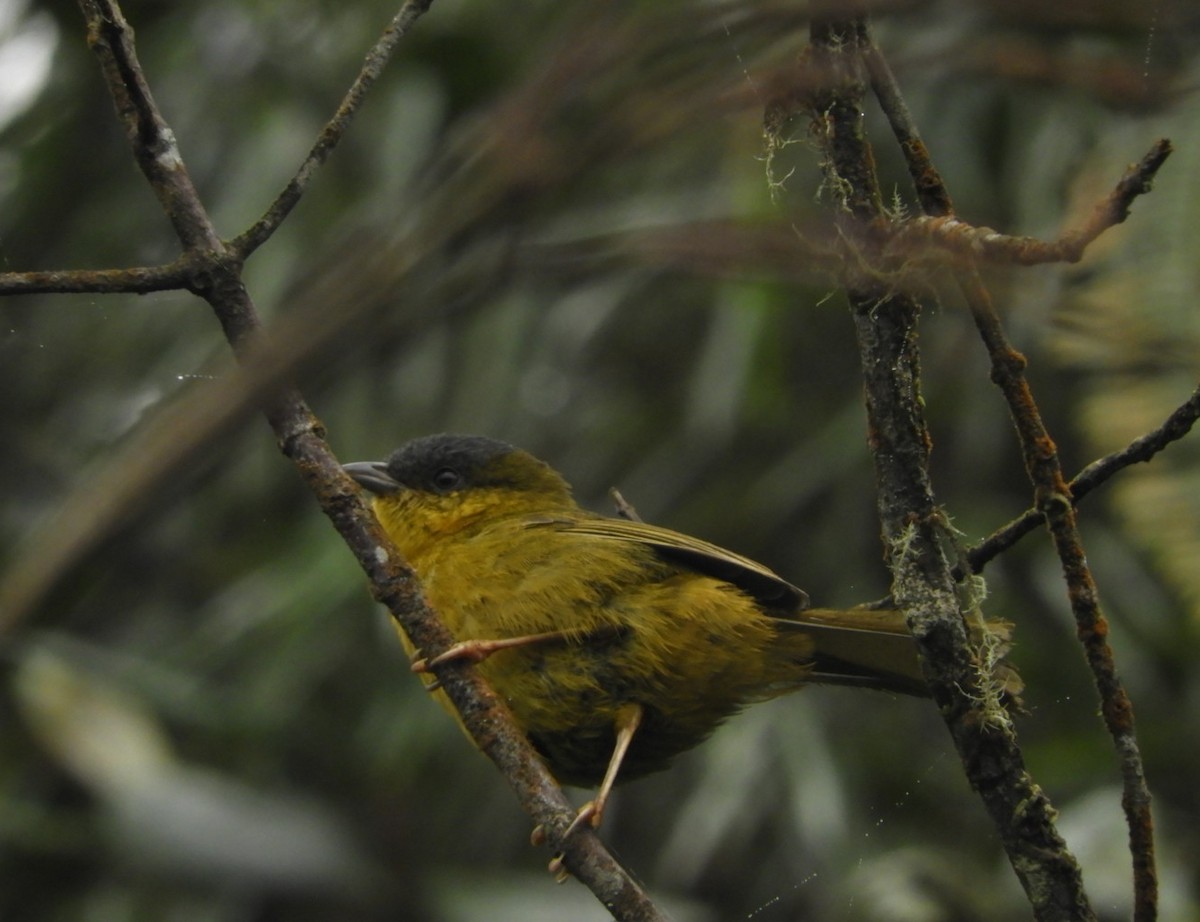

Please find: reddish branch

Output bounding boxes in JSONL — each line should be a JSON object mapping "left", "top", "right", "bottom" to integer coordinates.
{"left": 882, "top": 144, "right": 1171, "bottom": 269}
{"left": 958, "top": 268, "right": 1158, "bottom": 922}
{"left": 861, "top": 40, "right": 953, "bottom": 218}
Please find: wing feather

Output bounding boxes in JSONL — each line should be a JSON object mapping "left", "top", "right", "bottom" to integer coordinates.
{"left": 522, "top": 515, "right": 808, "bottom": 610}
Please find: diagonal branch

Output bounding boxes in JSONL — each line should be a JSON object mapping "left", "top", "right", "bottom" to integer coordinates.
{"left": 55, "top": 2, "right": 666, "bottom": 917}
{"left": 861, "top": 39, "right": 953, "bottom": 218}
{"left": 232, "top": 0, "right": 434, "bottom": 258}
{"left": 958, "top": 266, "right": 1158, "bottom": 922}
{"left": 81, "top": 0, "right": 222, "bottom": 252}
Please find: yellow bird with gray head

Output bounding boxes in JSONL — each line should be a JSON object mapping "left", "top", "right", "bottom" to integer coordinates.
{"left": 346, "top": 433, "right": 932, "bottom": 832}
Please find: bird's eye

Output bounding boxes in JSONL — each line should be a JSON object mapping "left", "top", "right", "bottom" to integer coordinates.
{"left": 431, "top": 468, "right": 462, "bottom": 492}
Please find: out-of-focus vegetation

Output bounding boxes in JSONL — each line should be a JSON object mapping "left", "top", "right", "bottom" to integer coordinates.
{"left": 1, "top": 0, "right": 1198, "bottom": 919}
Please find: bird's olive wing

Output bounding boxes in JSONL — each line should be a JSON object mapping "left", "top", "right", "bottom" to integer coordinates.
{"left": 523, "top": 516, "right": 809, "bottom": 611}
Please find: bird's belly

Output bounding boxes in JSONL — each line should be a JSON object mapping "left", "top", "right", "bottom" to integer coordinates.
{"left": 480, "top": 625, "right": 773, "bottom": 788}
{"left": 421, "top": 559, "right": 794, "bottom": 787}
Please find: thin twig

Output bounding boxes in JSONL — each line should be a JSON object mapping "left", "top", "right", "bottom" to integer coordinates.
{"left": 62, "top": 3, "right": 666, "bottom": 917}
{"left": 609, "top": 488, "right": 644, "bottom": 522}
{"left": 861, "top": 40, "right": 953, "bottom": 217}
{"left": 232, "top": 0, "right": 434, "bottom": 258}
{"left": 81, "top": 1, "right": 221, "bottom": 251}
{"left": 966, "top": 380, "right": 1200, "bottom": 574}
{"left": 0, "top": 260, "right": 191, "bottom": 296}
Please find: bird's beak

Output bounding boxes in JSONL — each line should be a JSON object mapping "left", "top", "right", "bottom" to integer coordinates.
{"left": 343, "top": 461, "right": 403, "bottom": 495}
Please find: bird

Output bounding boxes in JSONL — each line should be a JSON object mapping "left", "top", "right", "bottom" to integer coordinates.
{"left": 344, "top": 433, "right": 932, "bottom": 838}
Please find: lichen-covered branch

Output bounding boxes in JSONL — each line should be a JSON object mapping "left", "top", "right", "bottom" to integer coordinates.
{"left": 799, "top": 7, "right": 1098, "bottom": 919}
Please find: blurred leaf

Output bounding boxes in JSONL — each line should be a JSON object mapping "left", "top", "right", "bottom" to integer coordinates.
{"left": 14, "top": 647, "right": 378, "bottom": 897}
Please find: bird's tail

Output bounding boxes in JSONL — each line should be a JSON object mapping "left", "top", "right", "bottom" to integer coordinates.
{"left": 775, "top": 607, "right": 1022, "bottom": 700}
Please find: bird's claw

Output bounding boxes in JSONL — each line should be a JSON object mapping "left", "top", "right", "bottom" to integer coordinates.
{"left": 548, "top": 853, "right": 570, "bottom": 882}
{"left": 411, "top": 639, "right": 504, "bottom": 675}
{"left": 562, "top": 800, "right": 601, "bottom": 840}
{"left": 537, "top": 803, "right": 602, "bottom": 880}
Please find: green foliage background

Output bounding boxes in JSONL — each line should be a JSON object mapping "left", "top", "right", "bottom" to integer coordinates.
{"left": 2, "top": 1, "right": 1198, "bottom": 919}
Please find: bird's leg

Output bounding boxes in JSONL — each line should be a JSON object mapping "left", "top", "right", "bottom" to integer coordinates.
{"left": 410, "top": 630, "right": 577, "bottom": 674}
{"left": 547, "top": 702, "right": 644, "bottom": 878}
{"left": 412, "top": 624, "right": 626, "bottom": 682}
{"left": 567, "top": 701, "right": 643, "bottom": 834}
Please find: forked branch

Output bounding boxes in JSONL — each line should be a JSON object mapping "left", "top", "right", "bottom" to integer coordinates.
{"left": 867, "top": 15, "right": 1165, "bottom": 920}
{"left": 801, "top": 5, "right": 1170, "bottom": 919}
{"left": 56, "top": 2, "right": 666, "bottom": 918}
